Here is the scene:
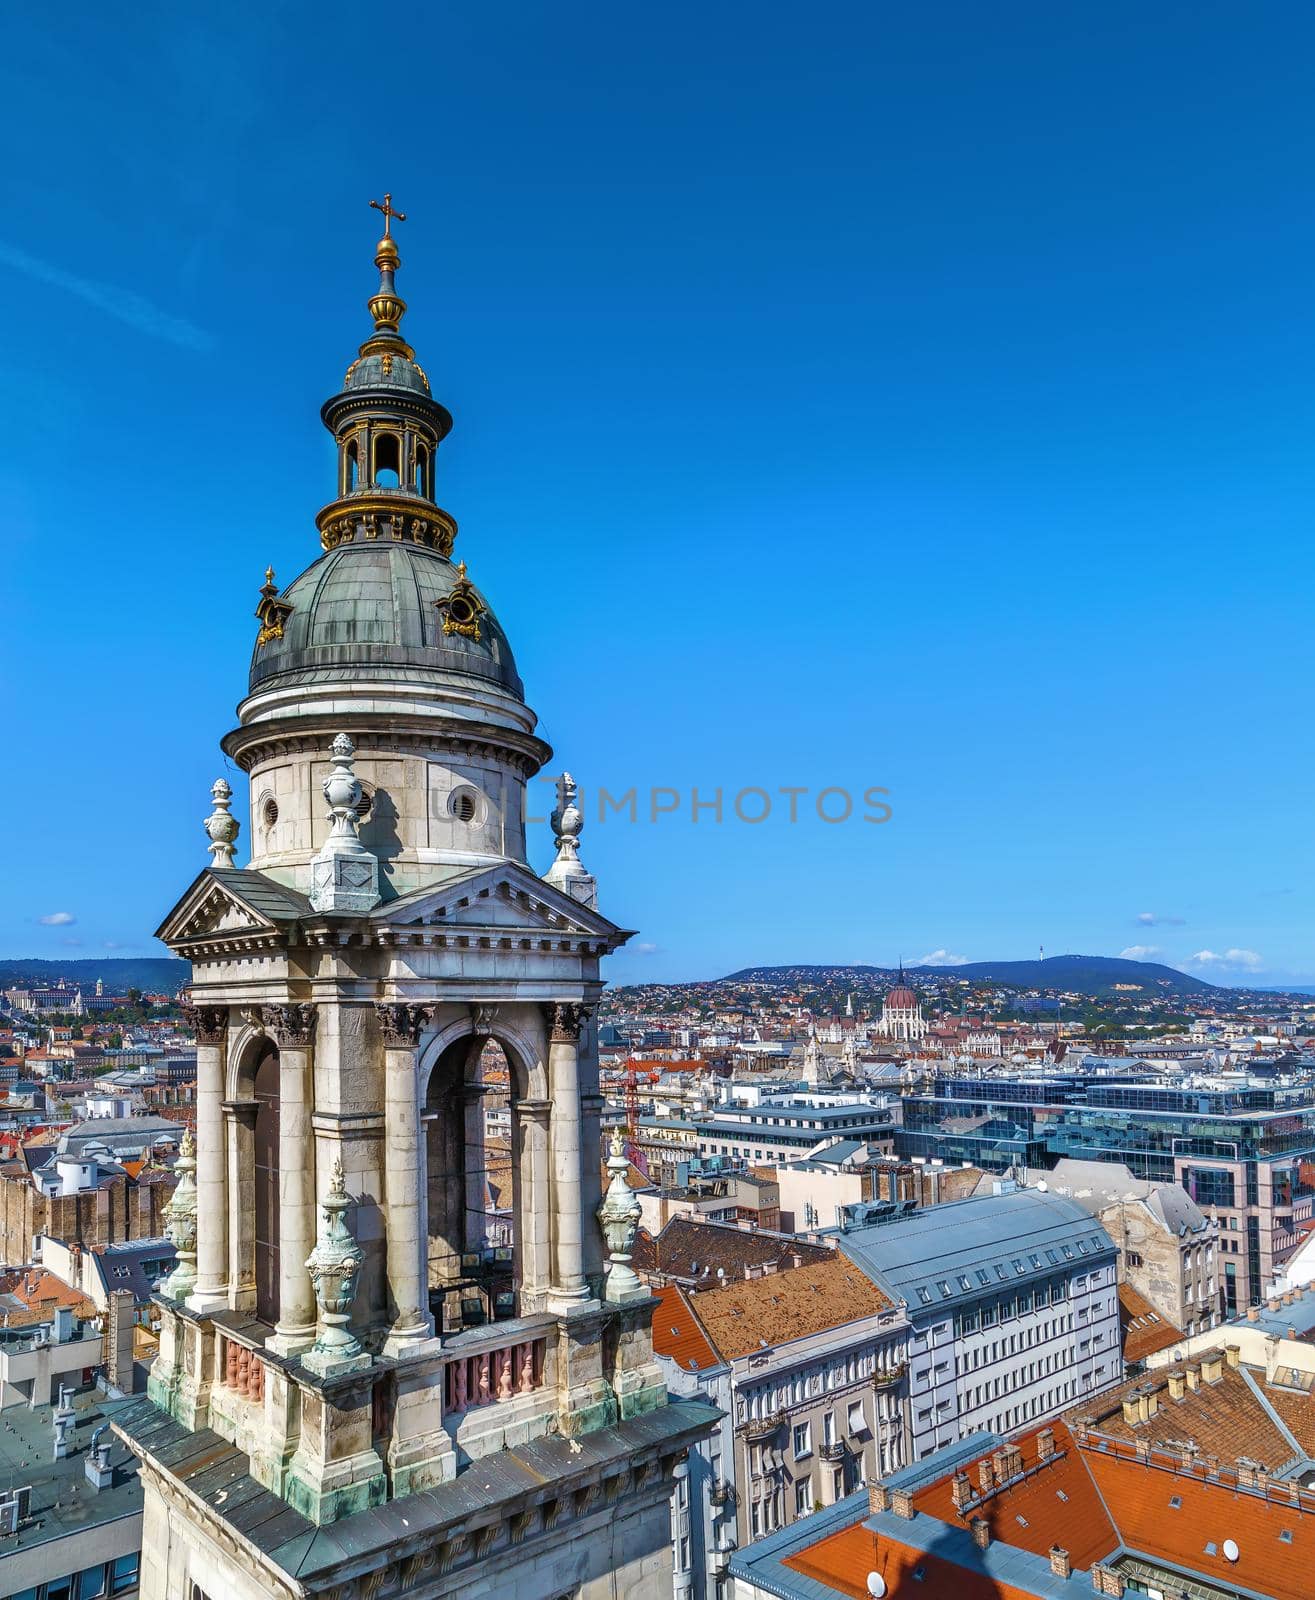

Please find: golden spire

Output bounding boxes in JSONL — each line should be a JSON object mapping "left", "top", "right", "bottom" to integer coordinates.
{"left": 367, "top": 192, "right": 407, "bottom": 333}
{"left": 370, "top": 192, "right": 406, "bottom": 239}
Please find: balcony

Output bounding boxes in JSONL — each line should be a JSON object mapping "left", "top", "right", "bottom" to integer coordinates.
{"left": 820, "top": 1439, "right": 846, "bottom": 1464}
{"left": 742, "top": 1411, "right": 784, "bottom": 1442}
{"left": 871, "top": 1363, "right": 906, "bottom": 1389}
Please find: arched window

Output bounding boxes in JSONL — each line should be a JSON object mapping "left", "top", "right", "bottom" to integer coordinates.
{"left": 345, "top": 438, "right": 359, "bottom": 492}
{"left": 414, "top": 442, "right": 429, "bottom": 496}
{"left": 374, "top": 432, "right": 401, "bottom": 488}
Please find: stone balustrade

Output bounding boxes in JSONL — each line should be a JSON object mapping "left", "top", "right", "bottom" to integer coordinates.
{"left": 443, "top": 1335, "right": 545, "bottom": 1414}
{"left": 220, "top": 1335, "right": 266, "bottom": 1404}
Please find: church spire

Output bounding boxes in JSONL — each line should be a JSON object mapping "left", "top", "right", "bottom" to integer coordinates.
{"left": 366, "top": 192, "right": 408, "bottom": 340}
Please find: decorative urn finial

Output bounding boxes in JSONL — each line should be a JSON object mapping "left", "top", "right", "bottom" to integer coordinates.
{"left": 204, "top": 778, "right": 240, "bottom": 868}
{"left": 543, "top": 772, "right": 598, "bottom": 909}
{"left": 162, "top": 1127, "right": 198, "bottom": 1301}
{"left": 597, "top": 1128, "right": 644, "bottom": 1303}
{"left": 302, "top": 1155, "right": 370, "bottom": 1375}
{"left": 308, "top": 734, "right": 381, "bottom": 914}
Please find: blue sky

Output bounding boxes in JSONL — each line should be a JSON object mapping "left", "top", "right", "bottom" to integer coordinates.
{"left": 3, "top": 2, "right": 1315, "bottom": 986}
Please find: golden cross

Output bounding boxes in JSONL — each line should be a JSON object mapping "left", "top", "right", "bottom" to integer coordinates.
{"left": 370, "top": 193, "right": 406, "bottom": 238}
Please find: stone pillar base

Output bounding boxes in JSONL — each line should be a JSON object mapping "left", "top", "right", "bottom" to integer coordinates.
{"left": 387, "top": 1428, "right": 456, "bottom": 1497}
{"left": 286, "top": 1444, "right": 387, "bottom": 1525}
{"left": 146, "top": 1302, "right": 183, "bottom": 1416}
{"left": 265, "top": 1325, "right": 318, "bottom": 1359}
{"left": 185, "top": 1287, "right": 229, "bottom": 1316}
{"left": 173, "top": 1317, "right": 216, "bottom": 1432}
{"left": 381, "top": 1324, "right": 441, "bottom": 1361}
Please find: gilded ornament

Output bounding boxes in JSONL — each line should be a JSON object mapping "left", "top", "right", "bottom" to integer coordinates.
{"left": 436, "top": 560, "right": 485, "bottom": 641}
{"left": 255, "top": 566, "right": 294, "bottom": 647}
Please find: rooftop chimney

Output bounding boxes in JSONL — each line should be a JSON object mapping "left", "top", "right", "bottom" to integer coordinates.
{"left": 1201, "top": 1353, "right": 1223, "bottom": 1386}
{"left": 1168, "top": 1371, "right": 1186, "bottom": 1401}
{"left": 868, "top": 1482, "right": 891, "bottom": 1514}
{"left": 891, "top": 1489, "right": 915, "bottom": 1520}
{"left": 52, "top": 1386, "right": 75, "bottom": 1460}
{"left": 1037, "top": 1427, "right": 1056, "bottom": 1463}
{"left": 977, "top": 1458, "right": 995, "bottom": 1495}
{"left": 1050, "top": 1546, "right": 1072, "bottom": 1580}
{"left": 1185, "top": 1366, "right": 1199, "bottom": 1392}
{"left": 970, "top": 1517, "right": 991, "bottom": 1550}
{"left": 1247, "top": 1304, "right": 1261, "bottom": 1322}
{"left": 951, "top": 1471, "right": 973, "bottom": 1512}
{"left": 1225, "top": 1343, "right": 1241, "bottom": 1369}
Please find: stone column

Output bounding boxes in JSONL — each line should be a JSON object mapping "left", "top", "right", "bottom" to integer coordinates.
{"left": 184, "top": 1004, "right": 229, "bottom": 1314}
{"left": 267, "top": 1005, "right": 318, "bottom": 1355}
{"left": 514, "top": 1098, "right": 552, "bottom": 1308}
{"left": 223, "top": 1098, "right": 257, "bottom": 1312}
{"left": 376, "top": 1003, "right": 437, "bottom": 1355}
{"left": 545, "top": 1003, "right": 593, "bottom": 1306}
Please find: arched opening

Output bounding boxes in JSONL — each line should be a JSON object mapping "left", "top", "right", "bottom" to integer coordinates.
{"left": 345, "top": 437, "right": 359, "bottom": 492}
{"left": 414, "top": 442, "right": 429, "bottom": 496}
{"left": 425, "top": 1035, "right": 515, "bottom": 1332}
{"left": 253, "top": 1043, "right": 280, "bottom": 1325}
{"left": 373, "top": 431, "right": 401, "bottom": 488}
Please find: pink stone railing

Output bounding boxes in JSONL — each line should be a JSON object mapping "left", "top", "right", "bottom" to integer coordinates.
{"left": 220, "top": 1336, "right": 265, "bottom": 1403}
{"left": 444, "top": 1336, "right": 545, "bottom": 1413}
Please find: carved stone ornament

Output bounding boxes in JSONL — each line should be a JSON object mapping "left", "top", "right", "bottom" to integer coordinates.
{"left": 162, "top": 1128, "right": 198, "bottom": 1301}
{"left": 309, "top": 733, "right": 381, "bottom": 914}
{"left": 302, "top": 1156, "right": 369, "bottom": 1376}
{"left": 204, "top": 778, "right": 240, "bottom": 868}
{"left": 597, "top": 1128, "right": 644, "bottom": 1303}
{"left": 544, "top": 1001, "right": 593, "bottom": 1044}
{"left": 471, "top": 1003, "right": 497, "bottom": 1037}
{"left": 375, "top": 1002, "right": 431, "bottom": 1047}
{"left": 182, "top": 1004, "right": 228, "bottom": 1046}
{"left": 268, "top": 1003, "right": 317, "bottom": 1048}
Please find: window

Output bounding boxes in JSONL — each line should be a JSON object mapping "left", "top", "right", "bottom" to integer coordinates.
{"left": 793, "top": 1422, "right": 811, "bottom": 1459}
{"left": 373, "top": 431, "right": 401, "bottom": 486}
{"left": 111, "top": 1564, "right": 140, "bottom": 1600}
{"left": 794, "top": 1478, "right": 813, "bottom": 1515}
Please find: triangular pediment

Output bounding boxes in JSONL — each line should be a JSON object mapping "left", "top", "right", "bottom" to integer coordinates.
{"left": 376, "top": 861, "right": 632, "bottom": 947}
{"left": 156, "top": 868, "right": 309, "bottom": 948}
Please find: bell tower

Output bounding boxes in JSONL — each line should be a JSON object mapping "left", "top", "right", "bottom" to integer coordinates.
{"left": 116, "top": 200, "right": 713, "bottom": 1600}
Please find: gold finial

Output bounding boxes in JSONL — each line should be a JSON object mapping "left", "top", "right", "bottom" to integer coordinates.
{"left": 265, "top": 565, "right": 275, "bottom": 587}
{"left": 370, "top": 192, "right": 406, "bottom": 238}
{"left": 457, "top": 559, "right": 467, "bottom": 579}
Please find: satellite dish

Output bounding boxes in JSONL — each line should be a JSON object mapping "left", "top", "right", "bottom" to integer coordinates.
{"left": 867, "top": 1574, "right": 887, "bottom": 1598}
{"left": 1223, "top": 1539, "right": 1239, "bottom": 1563}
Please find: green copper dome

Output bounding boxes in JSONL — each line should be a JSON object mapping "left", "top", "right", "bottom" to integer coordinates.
{"left": 248, "top": 542, "right": 523, "bottom": 699}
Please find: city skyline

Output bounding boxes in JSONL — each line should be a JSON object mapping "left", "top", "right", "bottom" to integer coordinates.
{"left": 6, "top": 3, "right": 1315, "bottom": 984}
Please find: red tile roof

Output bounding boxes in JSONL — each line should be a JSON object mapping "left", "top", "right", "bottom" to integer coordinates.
{"left": 650, "top": 1284, "right": 721, "bottom": 1374}
{"left": 1085, "top": 1443, "right": 1315, "bottom": 1600}
{"left": 912, "top": 1422, "right": 1116, "bottom": 1572}
{"left": 784, "top": 1521, "right": 1041, "bottom": 1600}
{"left": 1118, "top": 1282, "right": 1183, "bottom": 1364}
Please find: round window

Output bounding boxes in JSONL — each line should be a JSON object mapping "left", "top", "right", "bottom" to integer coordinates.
{"left": 261, "top": 796, "right": 279, "bottom": 829}
{"left": 356, "top": 785, "right": 374, "bottom": 821}
{"left": 449, "top": 787, "right": 480, "bottom": 825}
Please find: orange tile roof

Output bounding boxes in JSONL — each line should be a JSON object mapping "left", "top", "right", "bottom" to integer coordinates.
{"left": 692, "top": 1256, "right": 889, "bottom": 1361}
{"left": 651, "top": 1284, "right": 721, "bottom": 1374}
{"left": 1068, "top": 1358, "right": 1297, "bottom": 1471}
{"left": 1118, "top": 1282, "right": 1183, "bottom": 1364}
{"left": 785, "top": 1519, "right": 1043, "bottom": 1600}
{"left": 1085, "top": 1445, "right": 1315, "bottom": 1600}
{"left": 912, "top": 1421, "right": 1116, "bottom": 1572}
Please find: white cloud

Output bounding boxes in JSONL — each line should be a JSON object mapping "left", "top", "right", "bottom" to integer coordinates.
{"left": 38, "top": 911, "right": 76, "bottom": 926}
{"left": 1120, "top": 945, "right": 1163, "bottom": 961}
{"left": 1187, "top": 948, "right": 1264, "bottom": 974}
{"left": 636, "top": 942, "right": 659, "bottom": 956}
{"left": 1137, "top": 912, "right": 1186, "bottom": 927}
{"left": 914, "top": 949, "right": 970, "bottom": 967}
{"left": 0, "top": 242, "right": 214, "bottom": 352}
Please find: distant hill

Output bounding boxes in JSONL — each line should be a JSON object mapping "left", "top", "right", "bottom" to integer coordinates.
{"left": 720, "top": 954, "right": 1219, "bottom": 997}
{"left": 0, "top": 957, "right": 190, "bottom": 994}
